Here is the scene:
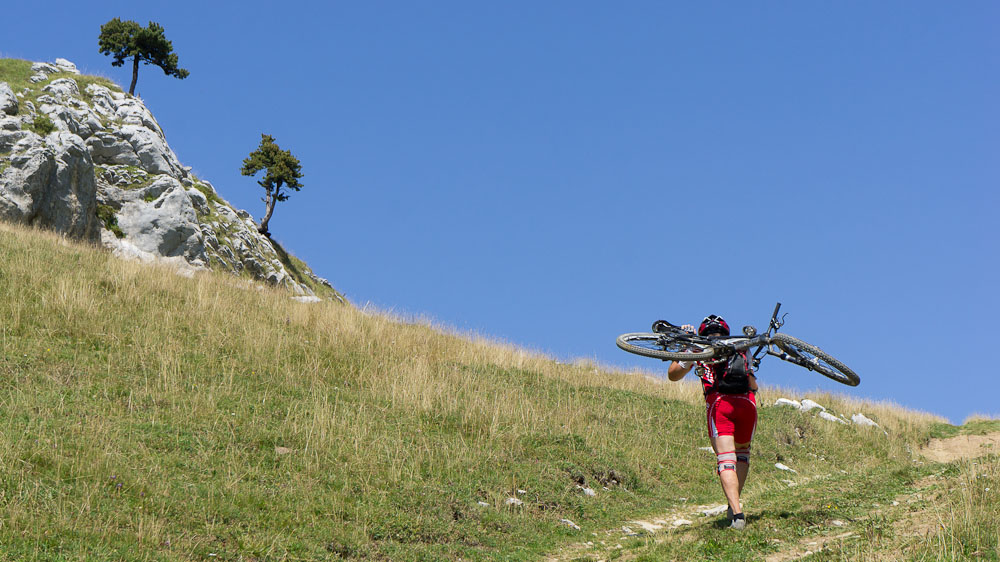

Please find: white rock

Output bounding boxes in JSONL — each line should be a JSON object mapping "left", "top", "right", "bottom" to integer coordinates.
{"left": 818, "top": 411, "right": 847, "bottom": 424}
{"left": 43, "top": 78, "right": 80, "bottom": 99}
{"left": 0, "top": 82, "right": 18, "bottom": 115}
{"left": 631, "top": 521, "right": 663, "bottom": 532}
{"left": 0, "top": 130, "right": 100, "bottom": 240}
{"left": 831, "top": 519, "right": 845, "bottom": 527}
{"left": 851, "top": 413, "right": 879, "bottom": 427}
{"left": 85, "top": 84, "right": 118, "bottom": 117}
{"left": 621, "top": 526, "right": 637, "bottom": 536}
{"left": 477, "top": 501, "right": 489, "bottom": 507}
{"left": 516, "top": 489, "right": 527, "bottom": 495}
{"left": 30, "top": 62, "right": 60, "bottom": 76}
{"left": 800, "top": 399, "right": 825, "bottom": 412}
{"left": 113, "top": 175, "right": 205, "bottom": 260}
{"left": 87, "top": 132, "right": 142, "bottom": 167}
{"left": 291, "top": 296, "right": 322, "bottom": 303}
{"left": 40, "top": 100, "right": 103, "bottom": 138}
{"left": 700, "top": 505, "right": 728, "bottom": 516}
{"left": 119, "top": 124, "right": 182, "bottom": 176}
{"left": 673, "top": 519, "right": 693, "bottom": 527}
{"left": 54, "top": 58, "right": 79, "bottom": 74}
{"left": 505, "top": 497, "right": 522, "bottom": 506}
{"left": 775, "top": 463, "right": 798, "bottom": 473}
{"left": 774, "top": 398, "right": 802, "bottom": 409}
{"left": 560, "top": 518, "right": 581, "bottom": 530}
{"left": 579, "top": 486, "right": 596, "bottom": 496}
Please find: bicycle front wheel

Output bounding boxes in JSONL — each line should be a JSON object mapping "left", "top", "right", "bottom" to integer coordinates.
{"left": 772, "top": 333, "right": 860, "bottom": 386}
{"left": 616, "top": 333, "right": 717, "bottom": 361}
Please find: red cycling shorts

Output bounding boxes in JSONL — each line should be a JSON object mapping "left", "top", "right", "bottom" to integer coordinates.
{"left": 705, "top": 392, "right": 757, "bottom": 443}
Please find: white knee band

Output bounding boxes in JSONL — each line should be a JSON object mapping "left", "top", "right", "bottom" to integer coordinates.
{"left": 717, "top": 451, "right": 737, "bottom": 474}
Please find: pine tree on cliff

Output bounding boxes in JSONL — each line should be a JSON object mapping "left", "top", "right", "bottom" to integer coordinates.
{"left": 98, "top": 18, "right": 189, "bottom": 96}
{"left": 241, "top": 134, "right": 304, "bottom": 237}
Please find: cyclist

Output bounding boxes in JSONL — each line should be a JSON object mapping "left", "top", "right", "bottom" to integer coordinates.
{"left": 667, "top": 314, "right": 758, "bottom": 530}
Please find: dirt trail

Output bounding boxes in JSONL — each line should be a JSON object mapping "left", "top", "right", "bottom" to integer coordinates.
{"left": 919, "top": 431, "right": 1000, "bottom": 463}
{"left": 543, "top": 501, "right": 717, "bottom": 562}
{"left": 766, "top": 430, "right": 1000, "bottom": 562}
{"left": 545, "top": 431, "right": 1000, "bottom": 562}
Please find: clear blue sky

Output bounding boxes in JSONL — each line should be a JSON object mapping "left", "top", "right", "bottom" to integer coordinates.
{"left": 4, "top": 1, "right": 997, "bottom": 424}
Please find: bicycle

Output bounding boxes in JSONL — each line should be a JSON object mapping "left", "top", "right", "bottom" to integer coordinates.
{"left": 616, "top": 303, "right": 860, "bottom": 386}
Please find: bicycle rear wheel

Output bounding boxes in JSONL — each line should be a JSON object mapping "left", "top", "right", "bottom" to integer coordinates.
{"left": 616, "top": 333, "right": 716, "bottom": 361}
{"left": 772, "top": 333, "right": 860, "bottom": 386}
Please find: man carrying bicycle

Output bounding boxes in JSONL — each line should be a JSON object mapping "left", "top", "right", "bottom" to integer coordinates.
{"left": 667, "top": 314, "right": 758, "bottom": 530}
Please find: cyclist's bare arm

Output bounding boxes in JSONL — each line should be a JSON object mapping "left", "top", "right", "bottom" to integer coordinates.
{"left": 667, "top": 323, "right": 698, "bottom": 381}
{"left": 668, "top": 361, "right": 693, "bottom": 381}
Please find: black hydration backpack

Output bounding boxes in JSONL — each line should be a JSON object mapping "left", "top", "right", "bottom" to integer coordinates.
{"left": 709, "top": 351, "right": 752, "bottom": 394}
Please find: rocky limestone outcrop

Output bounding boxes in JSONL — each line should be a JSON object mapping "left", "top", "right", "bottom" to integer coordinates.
{"left": 0, "top": 58, "right": 340, "bottom": 300}
{"left": 0, "top": 83, "right": 18, "bottom": 115}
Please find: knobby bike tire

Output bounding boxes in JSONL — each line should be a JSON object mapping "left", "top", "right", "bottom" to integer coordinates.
{"left": 772, "top": 333, "right": 860, "bottom": 386}
{"left": 616, "top": 333, "right": 717, "bottom": 362}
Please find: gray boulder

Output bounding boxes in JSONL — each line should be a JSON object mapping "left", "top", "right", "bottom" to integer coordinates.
{"left": 0, "top": 131, "right": 100, "bottom": 240}
{"left": 120, "top": 124, "right": 182, "bottom": 176}
{"left": 87, "top": 132, "right": 143, "bottom": 167}
{"left": 85, "top": 84, "right": 121, "bottom": 119}
{"left": 43, "top": 78, "right": 80, "bottom": 99}
{"left": 0, "top": 116, "right": 30, "bottom": 152}
{"left": 54, "top": 58, "right": 80, "bottom": 74}
{"left": 107, "top": 175, "right": 206, "bottom": 262}
{"left": 31, "top": 62, "right": 61, "bottom": 74}
{"left": 29, "top": 62, "right": 61, "bottom": 84}
{"left": 0, "top": 82, "right": 18, "bottom": 116}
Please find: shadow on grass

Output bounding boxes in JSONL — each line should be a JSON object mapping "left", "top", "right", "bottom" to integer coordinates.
{"left": 269, "top": 239, "right": 303, "bottom": 282}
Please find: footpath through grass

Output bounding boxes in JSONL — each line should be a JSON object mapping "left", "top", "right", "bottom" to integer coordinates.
{"left": 566, "top": 436, "right": 1000, "bottom": 561}
{"left": 0, "top": 222, "right": 958, "bottom": 561}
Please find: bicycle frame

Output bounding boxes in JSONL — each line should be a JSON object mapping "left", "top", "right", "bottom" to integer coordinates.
{"left": 657, "top": 303, "right": 803, "bottom": 370}
{"left": 621, "top": 302, "right": 859, "bottom": 385}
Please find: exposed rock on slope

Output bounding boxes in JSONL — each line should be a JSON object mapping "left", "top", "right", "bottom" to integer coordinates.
{"left": 0, "top": 58, "right": 340, "bottom": 300}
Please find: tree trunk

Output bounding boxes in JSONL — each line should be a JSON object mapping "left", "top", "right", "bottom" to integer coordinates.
{"left": 129, "top": 56, "right": 139, "bottom": 96}
{"left": 258, "top": 190, "right": 275, "bottom": 237}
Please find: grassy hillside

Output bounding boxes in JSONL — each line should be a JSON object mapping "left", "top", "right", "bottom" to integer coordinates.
{"left": 0, "top": 222, "right": 996, "bottom": 561}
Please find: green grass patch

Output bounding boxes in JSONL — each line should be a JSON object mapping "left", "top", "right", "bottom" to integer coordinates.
{"left": 95, "top": 204, "right": 124, "bottom": 238}
{"left": 929, "top": 418, "right": 1000, "bottom": 439}
{"left": 190, "top": 178, "right": 225, "bottom": 207}
{"left": 74, "top": 73, "right": 121, "bottom": 97}
{"left": 270, "top": 237, "right": 346, "bottom": 302}
{"left": 0, "top": 58, "right": 35, "bottom": 94}
{"left": 26, "top": 113, "right": 54, "bottom": 136}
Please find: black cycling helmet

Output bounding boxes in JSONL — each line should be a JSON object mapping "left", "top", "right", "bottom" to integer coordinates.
{"left": 698, "top": 314, "right": 730, "bottom": 336}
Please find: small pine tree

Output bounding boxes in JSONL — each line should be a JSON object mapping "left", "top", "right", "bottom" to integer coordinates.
{"left": 98, "top": 18, "right": 189, "bottom": 96}
{"left": 241, "top": 134, "right": 304, "bottom": 237}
